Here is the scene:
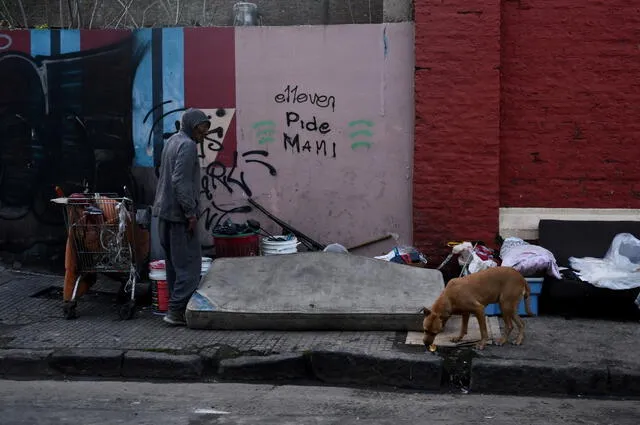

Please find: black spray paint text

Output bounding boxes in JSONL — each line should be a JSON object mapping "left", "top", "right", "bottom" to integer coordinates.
{"left": 284, "top": 133, "right": 337, "bottom": 158}
{"left": 200, "top": 149, "right": 277, "bottom": 231}
{"left": 286, "top": 112, "right": 331, "bottom": 134}
{"left": 283, "top": 111, "right": 336, "bottom": 158}
{"left": 274, "top": 85, "right": 336, "bottom": 112}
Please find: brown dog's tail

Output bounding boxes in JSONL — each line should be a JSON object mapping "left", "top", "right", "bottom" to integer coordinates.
{"left": 523, "top": 280, "right": 534, "bottom": 317}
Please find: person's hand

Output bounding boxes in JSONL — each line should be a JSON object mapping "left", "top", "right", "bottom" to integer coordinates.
{"left": 187, "top": 216, "right": 198, "bottom": 235}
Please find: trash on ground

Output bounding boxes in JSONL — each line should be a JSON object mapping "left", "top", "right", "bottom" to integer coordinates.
{"left": 452, "top": 241, "right": 497, "bottom": 275}
{"left": 374, "top": 246, "right": 428, "bottom": 267}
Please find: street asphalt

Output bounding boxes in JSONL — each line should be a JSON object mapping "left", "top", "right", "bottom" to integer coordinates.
{"left": 2, "top": 380, "right": 640, "bottom": 425}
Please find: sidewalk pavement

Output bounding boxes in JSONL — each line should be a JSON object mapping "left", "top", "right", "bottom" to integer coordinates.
{"left": 0, "top": 268, "right": 638, "bottom": 397}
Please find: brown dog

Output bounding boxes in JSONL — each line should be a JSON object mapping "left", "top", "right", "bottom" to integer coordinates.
{"left": 421, "top": 266, "right": 533, "bottom": 350}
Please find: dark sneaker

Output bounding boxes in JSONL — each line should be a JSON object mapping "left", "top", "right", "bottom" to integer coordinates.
{"left": 163, "top": 310, "right": 186, "bottom": 326}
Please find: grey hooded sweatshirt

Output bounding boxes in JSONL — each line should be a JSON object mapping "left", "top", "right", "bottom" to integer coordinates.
{"left": 152, "top": 108, "right": 209, "bottom": 222}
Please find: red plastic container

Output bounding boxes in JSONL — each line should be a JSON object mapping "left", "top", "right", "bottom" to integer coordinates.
{"left": 151, "top": 280, "right": 169, "bottom": 313}
{"left": 213, "top": 233, "right": 260, "bottom": 258}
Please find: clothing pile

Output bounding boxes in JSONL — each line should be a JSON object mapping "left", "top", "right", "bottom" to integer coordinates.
{"left": 499, "top": 237, "right": 562, "bottom": 279}
{"left": 452, "top": 242, "right": 497, "bottom": 275}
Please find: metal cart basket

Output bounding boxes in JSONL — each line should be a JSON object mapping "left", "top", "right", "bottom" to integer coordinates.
{"left": 55, "top": 193, "right": 138, "bottom": 319}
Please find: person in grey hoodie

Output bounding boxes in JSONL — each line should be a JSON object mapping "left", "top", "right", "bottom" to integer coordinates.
{"left": 152, "top": 108, "right": 210, "bottom": 325}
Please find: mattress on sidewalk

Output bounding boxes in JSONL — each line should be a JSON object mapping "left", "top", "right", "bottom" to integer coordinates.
{"left": 185, "top": 252, "right": 445, "bottom": 331}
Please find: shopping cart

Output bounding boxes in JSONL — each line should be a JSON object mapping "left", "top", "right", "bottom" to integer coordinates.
{"left": 54, "top": 191, "right": 139, "bottom": 320}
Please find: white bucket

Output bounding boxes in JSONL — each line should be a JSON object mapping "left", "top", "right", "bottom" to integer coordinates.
{"left": 149, "top": 269, "right": 167, "bottom": 281}
{"left": 261, "top": 236, "right": 299, "bottom": 255}
{"left": 150, "top": 258, "right": 212, "bottom": 278}
{"left": 149, "top": 260, "right": 167, "bottom": 281}
{"left": 201, "top": 257, "right": 212, "bottom": 276}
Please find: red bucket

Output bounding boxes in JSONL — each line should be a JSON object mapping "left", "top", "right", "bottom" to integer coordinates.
{"left": 151, "top": 280, "right": 169, "bottom": 313}
{"left": 149, "top": 261, "right": 169, "bottom": 313}
{"left": 213, "top": 232, "right": 260, "bottom": 258}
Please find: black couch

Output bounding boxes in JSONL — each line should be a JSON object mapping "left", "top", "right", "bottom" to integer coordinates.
{"left": 538, "top": 220, "right": 640, "bottom": 320}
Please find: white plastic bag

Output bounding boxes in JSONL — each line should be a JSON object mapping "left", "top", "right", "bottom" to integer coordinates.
{"left": 570, "top": 233, "right": 640, "bottom": 290}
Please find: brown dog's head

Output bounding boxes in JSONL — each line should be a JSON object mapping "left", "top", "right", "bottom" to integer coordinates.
{"left": 420, "top": 306, "right": 445, "bottom": 347}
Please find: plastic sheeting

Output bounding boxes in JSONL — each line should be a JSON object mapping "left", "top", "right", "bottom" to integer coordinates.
{"left": 570, "top": 233, "right": 640, "bottom": 290}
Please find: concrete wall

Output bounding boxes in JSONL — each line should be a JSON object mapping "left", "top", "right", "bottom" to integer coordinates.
{"left": 413, "top": 0, "right": 640, "bottom": 262}
{"left": 0, "top": 23, "right": 415, "bottom": 261}
{"left": 233, "top": 24, "right": 414, "bottom": 255}
{"left": 3, "top": 1, "right": 411, "bottom": 28}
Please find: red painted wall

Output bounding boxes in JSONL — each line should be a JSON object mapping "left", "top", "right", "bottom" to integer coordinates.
{"left": 414, "top": 0, "right": 501, "bottom": 260}
{"left": 414, "top": 0, "right": 640, "bottom": 261}
{"left": 184, "top": 27, "right": 237, "bottom": 167}
{"left": 0, "top": 30, "right": 29, "bottom": 53}
{"left": 81, "top": 29, "right": 130, "bottom": 50}
{"left": 500, "top": 0, "right": 640, "bottom": 208}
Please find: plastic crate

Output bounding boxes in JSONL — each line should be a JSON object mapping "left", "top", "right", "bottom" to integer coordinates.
{"left": 485, "top": 278, "right": 542, "bottom": 316}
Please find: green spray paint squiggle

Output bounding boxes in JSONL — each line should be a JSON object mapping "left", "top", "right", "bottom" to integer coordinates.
{"left": 252, "top": 120, "right": 276, "bottom": 144}
{"left": 347, "top": 120, "right": 375, "bottom": 150}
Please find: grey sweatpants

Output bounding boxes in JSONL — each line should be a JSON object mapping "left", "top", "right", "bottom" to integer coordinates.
{"left": 158, "top": 218, "right": 202, "bottom": 312}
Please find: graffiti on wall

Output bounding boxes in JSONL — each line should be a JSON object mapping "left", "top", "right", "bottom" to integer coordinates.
{"left": 179, "top": 108, "right": 278, "bottom": 233}
{"left": 0, "top": 27, "right": 260, "bottom": 249}
{"left": 276, "top": 84, "right": 338, "bottom": 158}
{"left": 141, "top": 101, "right": 278, "bottom": 234}
{"left": 348, "top": 120, "right": 375, "bottom": 150}
{"left": 256, "top": 84, "right": 375, "bottom": 157}
{"left": 275, "top": 84, "right": 336, "bottom": 111}
{"left": 224, "top": 23, "right": 414, "bottom": 255}
{"left": 141, "top": 103, "right": 235, "bottom": 168}
{"left": 0, "top": 25, "right": 401, "bottom": 255}
{"left": 0, "top": 31, "right": 142, "bottom": 228}
{"left": 200, "top": 148, "right": 277, "bottom": 231}
{"left": 127, "top": 27, "right": 277, "bottom": 241}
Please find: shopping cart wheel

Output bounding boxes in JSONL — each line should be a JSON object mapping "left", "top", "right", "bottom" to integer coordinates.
{"left": 118, "top": 300, "right": 136, "bottom": 320}
{"left": 63, "top": 301, "right": 77, "bottom": 320}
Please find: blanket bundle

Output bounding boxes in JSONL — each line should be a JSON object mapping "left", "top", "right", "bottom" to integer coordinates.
{"left": 499, "top": 237, "right": 562, "bottom": 279}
